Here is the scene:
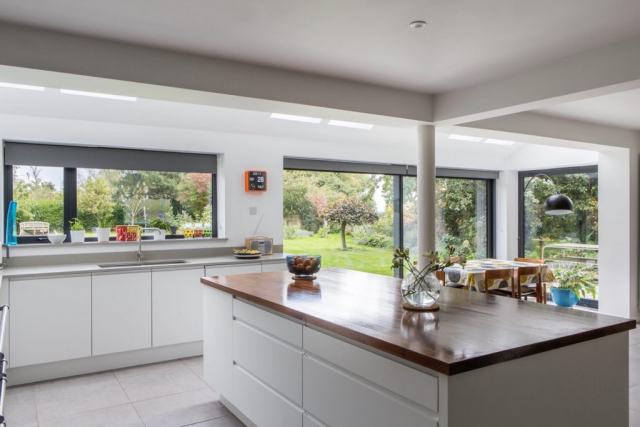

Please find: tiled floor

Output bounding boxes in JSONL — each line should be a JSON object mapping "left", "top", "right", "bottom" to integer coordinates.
{"left": 7, "top": 331, "right": 640, "bottom": 427}
{"left": 4, "top": 356, "right": 244, "bottom": 427}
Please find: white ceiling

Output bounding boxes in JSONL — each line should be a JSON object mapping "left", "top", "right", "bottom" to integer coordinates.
{"left": 0, "top": 0, "right": 639, "bottom": 93}
{"left": 535, "top": 88, "right": 640, "bottom": 130}
{"left": 0, "top": 85, "right": 525, "bottom": 158}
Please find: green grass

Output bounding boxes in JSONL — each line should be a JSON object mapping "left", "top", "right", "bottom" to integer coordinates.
{"left": 284, "top": 233, "right": 394, "bottom": 276}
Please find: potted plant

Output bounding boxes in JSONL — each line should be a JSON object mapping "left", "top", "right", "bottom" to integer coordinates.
{"left": 551, "top": 264, "right": 598, "bottom": 308}
{"left": 96, "top": 217, "right": 111, "bottom": 243}
{"left": 391, "top": 246, "right": 466, "bottom": 311}
{"left": 149, "top": 217, "right": 171, "bottom": 240}
{"left": 69, "top": 218, "right": 85, "bottom": 243}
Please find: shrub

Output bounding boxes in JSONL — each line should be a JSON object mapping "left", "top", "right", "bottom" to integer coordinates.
{"left": 283, "top": 221, "right": 301, "bottom": 239}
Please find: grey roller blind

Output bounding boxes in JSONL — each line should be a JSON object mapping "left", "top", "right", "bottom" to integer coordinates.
{"left": 5, "top": 142, "right": 216, "bottom": 173}
{"left": 284, "top": 158, "right": 498, "bottom": 180}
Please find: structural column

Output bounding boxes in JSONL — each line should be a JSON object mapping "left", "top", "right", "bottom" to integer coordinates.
{"left": 417, "top": 125, "right": 436, "bottom": 269}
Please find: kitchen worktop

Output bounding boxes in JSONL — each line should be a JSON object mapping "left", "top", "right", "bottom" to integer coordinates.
{"left": 2, "top": 253, "right": 287, "bottom": 279}
{"left": 201, "top": 267, "right": 635, "bottom": 376}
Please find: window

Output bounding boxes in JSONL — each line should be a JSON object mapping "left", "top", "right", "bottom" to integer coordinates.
{"left": 403, "top": 177, "right": 492, "bottom": 260}
{"left": 4, "top": 142, "right": 217, "bottom": 243}
{"left": 283, "top": 159, "right": 496, "bottom": 277}
{"left": 519, "top": 167, "right": 598, "bottom": 260}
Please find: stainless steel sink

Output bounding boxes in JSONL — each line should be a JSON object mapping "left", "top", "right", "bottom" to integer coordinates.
{"left": 98, "top": 260, "right": 189, "bottom": 268}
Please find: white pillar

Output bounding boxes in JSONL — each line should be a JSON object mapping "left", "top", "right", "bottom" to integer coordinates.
{"left": 417, "top": 125, "right": 436, "bottom": 269}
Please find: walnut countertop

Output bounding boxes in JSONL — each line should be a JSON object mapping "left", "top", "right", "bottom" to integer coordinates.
{"left": 201, "top": 268, "right": 635, "bottom": 376}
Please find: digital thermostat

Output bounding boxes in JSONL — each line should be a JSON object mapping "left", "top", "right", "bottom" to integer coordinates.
{"left": 245, "top": 171, "right": 267, "bottom": 192}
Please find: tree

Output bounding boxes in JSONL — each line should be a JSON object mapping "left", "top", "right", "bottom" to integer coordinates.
{"left": 78, "top": 175, "right": 114, "bottom": 228}
{"left": 323, "top": 198, "right": 378, "bottom": 250}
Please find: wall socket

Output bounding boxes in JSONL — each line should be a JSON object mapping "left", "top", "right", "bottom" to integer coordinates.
{"left": 249, "top": 207, "right": 258, "bottom": 215}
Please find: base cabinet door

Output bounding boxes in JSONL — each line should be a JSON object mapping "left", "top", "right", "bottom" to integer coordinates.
{"left": 10, "top": 275, "right": 91, "bottom": 367}
{"left": 303, "top": 413, "right": 327, "bottom": 427}
{"left": 234, "top": 365, "right": 303, "bottom": 427}
{"left": 205, "top": 264, "right": 261, "bottom": 277}
{"left": 303, "top": 355, "right": 437, "bottom": 427}
{"left": 152, "top": 267, "right": 204, "bottom": 347}
{"left": 92, "top": 271, "right": 152, "bottom": 355}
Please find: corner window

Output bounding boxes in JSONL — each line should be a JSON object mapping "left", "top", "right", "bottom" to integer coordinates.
{"left": 12, "top": 166, "right": 64, "bottom": 237}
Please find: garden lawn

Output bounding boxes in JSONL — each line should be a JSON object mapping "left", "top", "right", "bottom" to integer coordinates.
{"left": 284, "top": 233, "right": 393, "bottom": 277}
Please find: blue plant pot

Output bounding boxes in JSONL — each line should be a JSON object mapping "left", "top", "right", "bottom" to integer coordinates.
{"left": 551, "top": 288, "right": 579, "bottom": 308}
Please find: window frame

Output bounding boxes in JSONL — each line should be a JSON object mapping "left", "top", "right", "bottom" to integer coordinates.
{"left": 517, "top": 165, "right": 598, "bottom": 258}
{"left": 283, "top": 158, "right": 497, "bottom": 277}
{"left": 4, "top": 143, "right": 218, "bottom": 244}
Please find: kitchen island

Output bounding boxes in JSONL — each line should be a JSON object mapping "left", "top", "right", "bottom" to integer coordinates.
{"left": 201, "top": 268, "right": 634, "bottom": 427}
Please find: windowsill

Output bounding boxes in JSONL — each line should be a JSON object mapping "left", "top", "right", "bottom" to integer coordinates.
{"left": 6, "top": 237, "right": 230, "bottom": 257}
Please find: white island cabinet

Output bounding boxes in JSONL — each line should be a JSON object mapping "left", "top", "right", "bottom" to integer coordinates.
{"left": 92, "top": 271, "right": 152, "bottom": 355}
{"left": 10, "top": 274, "right": 92, "bottom": 367}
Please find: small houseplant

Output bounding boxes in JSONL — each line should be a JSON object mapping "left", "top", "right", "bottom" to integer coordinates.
{"left": 149, "top": 216, "right": 171, "bottom": 240}
{"left": 69, "top": 218, "right": 85, "bottom": 243}
{"left": 96, "top": 217, "right": 111, "bottom": 243}
{"left": 391, "top": 246, "right": 466, "bottom": 310}
{"left": 551, "top": 264, "right": 598, "bottom": 308}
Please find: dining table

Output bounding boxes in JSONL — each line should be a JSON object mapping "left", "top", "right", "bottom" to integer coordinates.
{"left": 444, "top": 258, "right": 556, "bottom": 292}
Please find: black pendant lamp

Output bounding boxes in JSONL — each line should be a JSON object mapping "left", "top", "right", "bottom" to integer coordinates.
{"left": 524, "top": 173, "right": 573, "bottom": 216}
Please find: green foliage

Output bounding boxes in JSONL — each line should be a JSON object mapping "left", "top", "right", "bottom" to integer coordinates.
{"left": 283, "top": 221, "right": 301, "bottom": 239}
{"left": 353, "top": 227, "right": 394, "bottom": 249}
{"left": 324, "top": 197, "right": 379, "bottom": 250}
{"left": 149, "top": 217, "right": 172, "bottom": 232}
{"left": 553, "top": 264, "right": 598, "bottom": 299}
{"left": 78, "top": 175, "right": 114, "bottom": 229}
{"left": 69, "top": 218, "right": 84, "bottom": 231}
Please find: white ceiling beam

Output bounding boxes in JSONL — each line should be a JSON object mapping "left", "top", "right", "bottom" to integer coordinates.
{"left": 433, "top": 36, "right": 640, "bottom": 125}
{"left": 453, "top": 112, "right": 640, "bottom": 150}
{"left": 0, "top": 23, "right": 432, "bottom": 126}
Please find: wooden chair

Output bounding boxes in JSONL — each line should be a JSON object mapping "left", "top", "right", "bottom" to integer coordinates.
{"left": 483, "top": 269, "right": 516, "bottom": 298}
{"left": 515, "top": 266, "right": 543, "bottom": 303}
{"left": 514, "top": 258, "right": 547, "bottom": 304}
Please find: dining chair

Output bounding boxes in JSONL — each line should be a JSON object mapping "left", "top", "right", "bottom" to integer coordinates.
{"left": 515, "top": 266, "right": 543, "bottom": 303}
{"left": 483, "top": 269, "right": 516, "bottom": 298}
{"left": 436, "top": 270, "right": 466, "bottom": 289}
{"left": 514, "top": 258, "right": 547, "bottom": 304}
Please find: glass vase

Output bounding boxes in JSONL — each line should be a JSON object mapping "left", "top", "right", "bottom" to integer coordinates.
{"left": 401, "top": 271, "right": 441, "bottom": 309}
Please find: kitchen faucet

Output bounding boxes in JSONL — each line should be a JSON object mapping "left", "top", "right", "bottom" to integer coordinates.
{"left": 137, "top": 228, "right": 159, "bottom": 263}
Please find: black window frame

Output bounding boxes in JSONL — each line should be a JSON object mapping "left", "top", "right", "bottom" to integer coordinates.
{"left": 4, "top": 142, "right": 218, "bottom": 244}
{"left": 283, "top": 158, "right": 497, "bottom": 277}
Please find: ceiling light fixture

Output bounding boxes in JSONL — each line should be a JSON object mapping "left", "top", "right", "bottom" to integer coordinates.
{"left": 327, "top": 120, "right": 374, "bottom": 130}
{"left": 60, "top": 89, "right": 137, "bottom": 101}
{"left": 0, "top": 82, "right": 45, "bottom": 91}
{"left": 270, "top": 113, "right": 322, "bottom": 123}
{"left": 409, "top": 20, "right": 427, "bottom": 29}
{"left": 485, "top": 138, "right": 515, "bottom": 146}
{"left": 448, "top": 134, "right": 483, "bottom": 142}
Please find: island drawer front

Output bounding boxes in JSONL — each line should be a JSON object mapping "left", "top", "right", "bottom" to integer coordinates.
{"left": 303, "top": 327, "right": 438, "bottom": 412}
{"left": 234, "top": 364, "right": 303, "bottom": 427}
{"left": 303, "top": 355, "right": 438, "bottom": 427}
{"left": 233, "top": 319, "right": 303, "bottom": 405}
{"left": 303, "top": 413, "right": 328, "bottom": 427}
{"left": 233, "top": 299, "right": 302, "bottom": 347}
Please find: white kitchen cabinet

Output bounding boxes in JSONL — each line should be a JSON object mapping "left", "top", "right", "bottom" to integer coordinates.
{"left": 92, "top": 271, "right": 151, "bottom": 355}
{"left": 205, "top": 264, "right": 261, "bottom": 278}
{"left": 262, "top": 262, "right": 289, "bottom": 273}
{"left": 303, "top": 355, "right": 437, "bottom": 427}
{"left": 303, "top": 413, "right": 328, "bottom": 427}
{"left": 10, "top": 275, "right": 91, "bottom": 367}
{"left": 152, "top": 267, "right": 204, "bottom": 347}
{"left": 234, "top": 364, "right": 303, "bottom": 427}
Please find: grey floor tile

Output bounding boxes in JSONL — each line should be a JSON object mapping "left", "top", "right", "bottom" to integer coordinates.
{"left": 133, "top": 387, "right": 229, "bottom": 427}
{"left": 36, "top": 377, "right": 129, "bottom": 421}
{"left": 34, "top": 371, "right": 116, "bottom": 394}
{"left": 189, "top": 415, "right": 245, "bottom": 427}
{"left": 182, "top": 356, "right": 204, "bottom": 378}
{"left": 12, "top": 423, "right": 39, "bottom": 427}
{"left": 4, "top": 385, "right": 37, "bottom": 426}
{"left": 630, "top": 328, "right": 640, "bottom": 346}
{"left": 631, "top": 385, "right": 640, "bottom": 412}
{"left": 7, "top": 383, "right": 36, "bottom": 397}
{"left": 118, "top": 364, "right": 208, "bottom": 402}
{"left": 38, "top": 403, "right": 144, "bottom": 427}
{"left": 114, "top": 360, "right": 186, "bottom": 381}
{"left": 632, "top": 408, "right": 640, "bottom": 427}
